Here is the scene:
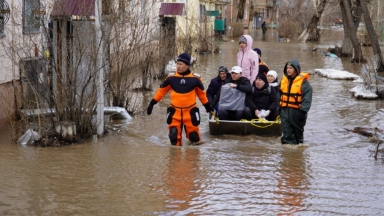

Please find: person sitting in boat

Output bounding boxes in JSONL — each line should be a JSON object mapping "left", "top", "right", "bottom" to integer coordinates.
{"left": 253, "top": 48, "right": 270, "bottom": 76}
{"left": 267, "top": 70, "right": 279, "bottom": 92}
{"left": 206, "top": 66, "right": 230, "bottom": 111}
{"left": 212, "top": 66, "right": 252, "bottom": 121}
{"left": 243, "top": 73, "right": 279, "bottom": 121}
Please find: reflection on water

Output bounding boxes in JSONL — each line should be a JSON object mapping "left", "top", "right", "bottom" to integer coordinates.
{"left": 276, "top": 146, "right": 308, "bottom": 215}
{"left": 2, "top": 29, "right": 384, "bottom": 214}
{"left": 165, "top": 147, "right": 202, "bottom": 211}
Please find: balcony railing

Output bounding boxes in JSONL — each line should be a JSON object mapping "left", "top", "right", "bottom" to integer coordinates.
{"left": 266, "top": 0, "right": 274, "bottom": 7}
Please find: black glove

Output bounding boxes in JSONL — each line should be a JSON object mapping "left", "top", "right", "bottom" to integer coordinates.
{"left": 146, "top": 99, "right": 157, "bottom": 115}
{"left": 203, "top": 103, "right": 214, "bottom": 113}
{"left": 297, "top": 110, "right": 307, "bottom": 122}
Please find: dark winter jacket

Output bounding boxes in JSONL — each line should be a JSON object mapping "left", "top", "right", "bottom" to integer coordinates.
{"left": 245, "top": 81, "right": 278, "bottom": 113}
{"left": 206, "top": 71, "right": 230, "bottom": 103}
{"left": 258, "top": 61, "right": 270, "bottom": 76}
{"left": 212, "top": 76, "right": 252, "bottom": 108}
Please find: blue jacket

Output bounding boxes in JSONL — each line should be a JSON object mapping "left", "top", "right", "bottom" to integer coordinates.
{"left": 206, "top": 73, "right": 230, "bottom": 103}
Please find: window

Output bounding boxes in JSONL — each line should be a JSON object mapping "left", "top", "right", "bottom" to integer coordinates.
{"left": 199, "top": 5, "right": 206, "bottom": 21}
{"left": 267, "top": 9, "right": 270, "bottom": 18}
{"left": 23, "top": 0, "right": 41, "bottom": 34}
{"left": 0, "top": 16, "right": 4, "bottom": 36}
{"left": 141, "top": 0, "right": 147, "bottom": 23}
{"left": 1, "top": 0, "right": 11, "bottom": 37}
{"left": 102, "top": 0, "right": 113, "bottom": 15}
{"left": 119, "top": 0, "right": 126, "bottom": 12}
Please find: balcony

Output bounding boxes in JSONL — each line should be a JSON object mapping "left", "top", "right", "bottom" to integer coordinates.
{"left": 266, "top": 0, "right": 281, "bottom": 7}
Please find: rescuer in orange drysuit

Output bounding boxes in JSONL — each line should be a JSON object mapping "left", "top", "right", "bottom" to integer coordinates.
{"left": 146, "top": 53, "right": 214, "bottom": 146}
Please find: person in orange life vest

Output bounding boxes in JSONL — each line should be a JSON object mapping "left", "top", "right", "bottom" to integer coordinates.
{"left": 278, "top": 59, "right": 312, "bottom": 144}
{"left": 253, "top": 48, "right": 270, "bottom": 76}
{"left": 237, "top": 35, "right": 259, "bottom": 84}
{"left": 146, "top": 53, "right": 214, "bottom": 146}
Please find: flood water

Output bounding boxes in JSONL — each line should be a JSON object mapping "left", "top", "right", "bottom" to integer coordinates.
{"left": 1, "top": 28, "right": 384, "bottom": 215}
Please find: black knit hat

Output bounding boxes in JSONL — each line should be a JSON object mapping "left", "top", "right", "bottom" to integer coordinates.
{"left": 256, "top": 73, "right": 268, "bottom": 84}
{"left": 176, "top": 53, "right": 191, "bottom": 66}
{"left": 253, "top": 48, "right": 262, "bottom": 57}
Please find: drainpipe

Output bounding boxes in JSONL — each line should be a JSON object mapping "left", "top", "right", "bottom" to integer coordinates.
{"left": 95, "top": 0, "right": 104, "bottom": 136}
{"left": 231, "top": 0, "right": 233, "bottom": 22}
{"left": 11, "top": 0, "right": 17, "bottom": 114}
{"left": 186, "top": 0, "right": 188, "bottom": 43}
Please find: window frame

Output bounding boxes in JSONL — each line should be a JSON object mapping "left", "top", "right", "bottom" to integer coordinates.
{"left": 23, "top": 0, "right": 41, "bottom": 34}
{"left": 0, "top": 0, "right": 9, "bottom": 37}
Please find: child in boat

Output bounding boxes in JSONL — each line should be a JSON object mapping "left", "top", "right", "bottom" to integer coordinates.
{"left": 237, "top": 35, "right": 259, "bottom": 84}
{"left": 243, "top": 73, "right": 279, "bottom": 121}
{"left": 266, "top": 70, "right": 279, "bottom": 92}
{"left": 253, "top": 48, "right": 270, "bottom": 76}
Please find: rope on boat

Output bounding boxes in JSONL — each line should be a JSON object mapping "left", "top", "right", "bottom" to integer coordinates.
{"left": 240, "top": 115, "right": 281, "bottom": 128}
{"left": 210, "top": 111, "right": 219, "bottom": 124}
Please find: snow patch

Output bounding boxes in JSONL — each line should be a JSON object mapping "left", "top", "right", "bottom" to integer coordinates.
{"left": 315, "top": 68, "right": 359, "bottom": 80}
{"left": 349, "top": 85, "right": 378, "bottom": 99}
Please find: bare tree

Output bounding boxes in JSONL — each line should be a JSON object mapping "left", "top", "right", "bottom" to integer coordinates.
{"left": 298, "top": 0, "right": 329, "bottom": 42}
{"left": 105, "top": 0, "right": 163, "bottom": 114}
{"left": 358, "top": 0, "right": 384, "bottom": 71}
{"left": 0, "top": 0, "right": 164, "bottom": 144}
{"left": 237, "top": 0, "right": 245, "bottom": 22}
{"left": 339, "top": 0, "right": 362, "bottom": 57}
{"left": 340, "top": 0, "right": 364, "bottom": 62}
{"left": 277, "top": 0, "right": 315, "bottom": 40}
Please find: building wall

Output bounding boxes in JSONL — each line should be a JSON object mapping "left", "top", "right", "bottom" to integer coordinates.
{"left": 224, "top": 0, "right": 272, "bottom": 28}
{"left": 0, "top": 0, "right": 45, "bottom": 127}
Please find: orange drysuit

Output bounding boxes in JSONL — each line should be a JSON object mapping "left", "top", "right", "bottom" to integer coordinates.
{"left": 152, "top": 69, "right": 209, "bottom": 146}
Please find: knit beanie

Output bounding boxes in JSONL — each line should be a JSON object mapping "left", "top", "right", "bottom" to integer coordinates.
{"left": 218, "top": 66, "right": 228, "bottom": 73}
{"left": 267, "top": 70, "right": 277, "bottom": 80}
{"left": 239, "top": 36, "right": 247, "bottom": 45}
{"left": 256, "top": 73, "right": 268, "bottom": 84}
{"left": 253, "top": 48, "right": 262, "bottom": 57}
{"left": 177, "top": 53, "right": 191, "bottom": 66}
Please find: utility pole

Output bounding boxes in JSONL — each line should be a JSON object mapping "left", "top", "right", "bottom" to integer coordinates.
{"left": 95, "top": 0, "right": 104, "bottom": 136}
{"left": 231, "top": 0, "right": 233, "bottom": 22}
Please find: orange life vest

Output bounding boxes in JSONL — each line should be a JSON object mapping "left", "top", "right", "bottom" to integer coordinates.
{"left": 259, "top": 61, "right": 269, "bottom": 68}
{"left": 259, "top": 61, "right": 270, "bottom": 75}
{"left": 153, "top": 71, "right": 208, "bottom": 108}
{"left": 279, "top": 73, "right": 309, "bottom": 109}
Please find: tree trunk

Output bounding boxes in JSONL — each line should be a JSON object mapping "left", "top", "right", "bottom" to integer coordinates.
{"left": 358, "top": 0, "right": 384, "bottom": 71}
{"left": 248, "top": 3, "right": 254, "bottom": 30}
{"left": 237, "top": 0, "right": 245, "bottom": 22}
{"left": 340, "top": 0, "right": 362, "bottom": 57}
{"left": 298, "top": 0, "right": 327, "bottom": 42}
{"left": 340, "top": 0, "right": 364, "bottom": 62}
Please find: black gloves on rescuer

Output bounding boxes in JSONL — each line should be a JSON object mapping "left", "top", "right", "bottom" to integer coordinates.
{"left": 298, "top": 110, "right": 307, "bottom": 122}
{"left": 146, "top": 99, "right": 157, "bottom": 115}
{"left": 203, "top": 103, "right": 214, "bottom": 113}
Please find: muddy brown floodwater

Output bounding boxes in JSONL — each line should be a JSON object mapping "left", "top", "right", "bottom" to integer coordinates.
{"left": 1, "top": 28, "right": 384, "bottom": 215}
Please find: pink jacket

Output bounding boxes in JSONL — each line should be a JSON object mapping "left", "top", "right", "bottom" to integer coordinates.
{"left": 237, "top": 35, "right": 259, "bottom": 84}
